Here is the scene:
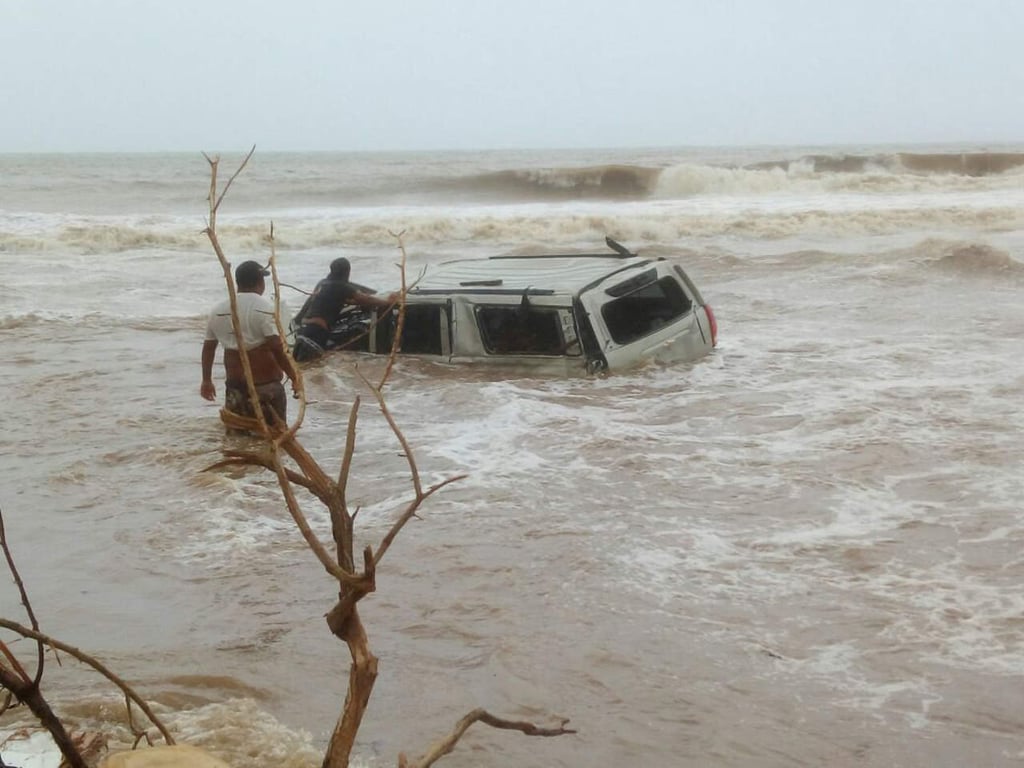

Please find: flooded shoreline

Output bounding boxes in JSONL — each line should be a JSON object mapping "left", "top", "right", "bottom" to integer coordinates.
{"left": 2, "top": 146, "right": 1024, "bottom": 766}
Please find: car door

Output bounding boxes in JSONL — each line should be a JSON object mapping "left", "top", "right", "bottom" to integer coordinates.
{"left": 578, "top": 263, "right": 705, "bottom": 370}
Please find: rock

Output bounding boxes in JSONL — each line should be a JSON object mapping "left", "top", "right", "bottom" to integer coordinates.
{"left": 100, "top": 744, "right": 232, "bottom": 767}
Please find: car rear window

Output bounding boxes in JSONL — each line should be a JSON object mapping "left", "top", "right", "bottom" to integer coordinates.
{"left": 601, "top": 276, "right": 693, "bottom": 345}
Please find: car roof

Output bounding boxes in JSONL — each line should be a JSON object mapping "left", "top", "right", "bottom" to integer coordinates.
{"left": 410, "top": 254, "right": 656, "bottom": 295}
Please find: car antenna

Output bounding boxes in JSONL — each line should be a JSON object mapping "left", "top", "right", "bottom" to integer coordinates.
{"left": 605, "top": 236, "right": 634, "bottom": 258}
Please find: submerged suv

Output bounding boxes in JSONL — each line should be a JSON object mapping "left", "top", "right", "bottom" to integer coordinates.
{"left": 291, "top": 238, "right": 717, "bottom": 374}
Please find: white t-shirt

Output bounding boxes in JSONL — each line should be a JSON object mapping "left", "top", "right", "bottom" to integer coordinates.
{"left": 205, "top": 292, "right": 279, "bottom": 351}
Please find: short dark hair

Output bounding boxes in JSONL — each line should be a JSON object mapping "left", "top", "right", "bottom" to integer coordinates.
{"left": 329, "top": 257, "right": 351, "bottom": 281}
{"left": 235, "top": 260, "right": 269, "bottom": 289}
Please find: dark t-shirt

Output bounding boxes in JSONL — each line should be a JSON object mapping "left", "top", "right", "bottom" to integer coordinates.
{"left": 303, "top": 278, "right": 357, "bottom": 325}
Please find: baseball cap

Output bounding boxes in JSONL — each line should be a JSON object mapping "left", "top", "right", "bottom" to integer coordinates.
{"left": 235, "top": 260, "right": 270, "bottom": 286}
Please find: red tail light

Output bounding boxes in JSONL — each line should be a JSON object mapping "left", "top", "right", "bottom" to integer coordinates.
{"left": 704, "top": 304, "right": 718, "bottom": 347}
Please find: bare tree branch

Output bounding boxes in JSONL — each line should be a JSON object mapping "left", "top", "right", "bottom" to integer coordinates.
{"left": 0, "top": 619, "right": 174, "bottom": 747}
{"left": 398, "top": 708, "right": 576, "bottom": 768}
{"left": 0, "top": 687, "right": 14, "bottom": 717}
{"left": 378, "top": 230, "right": 409, "bottom": 391}
{"left": 123, "top": 692, "right": 155, "bottom": 749}
{"left": 266, "top": 221, "right": 308, "bottom": 445}
{"left": 196, "top": 149, "right": 568, "bottom": 768}
{"left": 202, "top": 151, "right": 273, "bottom": 441}
{"left": 374, "top": 475, "right": 467, "bottom": 568}
{"left": 203, "top": 145, "right": 256, "bottom": 228}
{"left": 202, "top": 454, "right": 329, "bottom": 503}
{"left": 337, "top": 397, "right": 361, "bottom": 496}
{"left": 0, "top": 639, "right": 32, "bottom": 679}
{"left": 0, "top": 508, "right": 44, "bottom": 687}
{"left": 0, "top": 508, "right": 91, "bottom": 767}
{"left": 0, "top": 663, "right": 89, "bottom": 768}
{"left": 201, "top": 160, "right": 351, "bottom": 585}
{"left": 279, "top": 281, "right": 312, "bottom": 296}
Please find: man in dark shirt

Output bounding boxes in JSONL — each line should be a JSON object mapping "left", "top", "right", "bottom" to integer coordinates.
{"left": 292, "top": 257, "right": 397, "bottom": 361}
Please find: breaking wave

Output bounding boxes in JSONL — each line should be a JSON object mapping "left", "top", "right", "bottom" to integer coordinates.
{"left": 445, "top": 164, "right": 662, "bottom": 200}
{"left": 3, "top": 148, "right": 1023, "bottom": 257}
{"left": 3, "top": 150, "right": 1023, "bottom": 218}
{"left": 430, "top": 152, "right": 1024, "bottom": 203}
{"left": 2, "top": 203, "right": 1023, "bottom": 255}
{"left": 928, "top": 241, "right": 1024, "bottom": 275}
{"left": 746, "top": 151, "right": 1024, "bottom": 177}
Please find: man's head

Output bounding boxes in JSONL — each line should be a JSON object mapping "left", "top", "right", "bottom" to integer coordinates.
{"left": 235, "top": 260, "right": 269, "bottom": 292}
{"left": 329, "top": 257, "right": 351, "bottom": 282}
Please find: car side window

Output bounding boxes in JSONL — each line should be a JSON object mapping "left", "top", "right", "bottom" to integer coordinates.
{"left": 476, "top": 305, "right": 568, "bottom": 355}
{"left": 398, "top": 304, "right": 447, "bottom": 354}
{"left": 601, "top": 276, "right": 693, "bottom": 345}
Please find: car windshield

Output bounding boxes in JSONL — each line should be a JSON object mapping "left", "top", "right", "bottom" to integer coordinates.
{"left": 601, "top": 276, "right": 693, "bottom": 345}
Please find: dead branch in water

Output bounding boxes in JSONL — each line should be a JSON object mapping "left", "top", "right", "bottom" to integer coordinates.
{"left": 0, "top": 508, "right": 174, "bottom": 767}
{"left": 0, "top": 618, "right": 174, "bottom": 747}
{"left": 0, "top": 511, "right": 44, "bottom": 689}
{"left": 200, "top": 150, "right": 571, "bottom": 768}
{"left": 399, "top": 709, "right": 577, "bottom": 768}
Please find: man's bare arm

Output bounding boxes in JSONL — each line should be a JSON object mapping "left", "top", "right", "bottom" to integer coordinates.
{"left": 200, "top": 339, "right": 218, "bottom": 400}
{"left": 350, "top": 291, "right": 397, "bottom": 311}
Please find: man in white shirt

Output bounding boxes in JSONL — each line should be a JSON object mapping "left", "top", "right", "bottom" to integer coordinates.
{"left": 200, "top": 260, "right": 298, "bottom": 425}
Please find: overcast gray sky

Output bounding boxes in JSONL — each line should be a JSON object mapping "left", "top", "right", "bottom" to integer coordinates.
{"left": 3, "top": 0, "right": 1022, "bottom": 152}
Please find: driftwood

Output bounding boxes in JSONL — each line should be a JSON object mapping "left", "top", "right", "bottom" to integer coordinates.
{"left": 200, "top": 152, "right": 573, "bottom": 767}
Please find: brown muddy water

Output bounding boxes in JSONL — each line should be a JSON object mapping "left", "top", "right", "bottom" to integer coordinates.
{"left": 2, "top": 147, "right": 1024, "bottom": 767}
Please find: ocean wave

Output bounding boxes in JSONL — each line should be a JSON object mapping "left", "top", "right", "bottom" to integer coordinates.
{"left": 0, "top": 312, "right": 51, "bottom": 330}
{"left": 754, "top": 239, "right": 1024, "bottom": 279}
{"left": 451, "top": 164, "right": 662, "bottom": 201}
{"left": 0, "top": 311, "right": 205, "bottom": 331}
{"left": 2, "top": 203, "right": 1022, "bottom": 255}
{"left": 895, "top": 152, "right": 1024, "bottom": 176}
{"left": 4, "top": 150, "right": 1024, "bottom": 221}
{"left": 57, "top": 223, "right": 207, "bottom": 253}
{"left": 0, "top": 221, "right": 278, "bottom": 254}
{"left": 45, "top": 696, "right": 322, "bottom": 768}
{"left": 436, "top": 151, "right": 1024, "bottom": 201}
{"left": 420, "top": 152, "right": 1024, "bottom": 203}
{"left": 656, "top": 157, "right": 1024, "bottom": 200}
{"left": 336, "top": 205, "right": 1024, "bottom": 245}
{"left": 453, "top": 152, "right": 1024, "bottom": 203}
{"left": 746, "top": 151, "right": 1024, "bottom": 178}
{"left": 927, "top": 241, "right": 1024, "bottom": 275}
